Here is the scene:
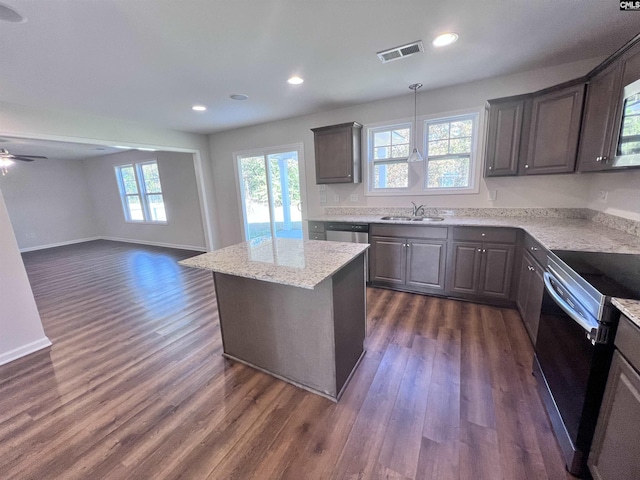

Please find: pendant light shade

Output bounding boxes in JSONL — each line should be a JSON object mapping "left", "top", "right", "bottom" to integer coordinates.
{"left": 408, "top": 83, "right": 423, "bottom": 162}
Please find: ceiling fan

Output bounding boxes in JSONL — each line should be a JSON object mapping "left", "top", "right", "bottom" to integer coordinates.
{"left": 0, "top": 148, "right": 47, "bottom": 175}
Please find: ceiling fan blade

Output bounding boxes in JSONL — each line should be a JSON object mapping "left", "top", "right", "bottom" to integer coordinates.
{"left": 13, "top": 155, "right": 47, "bottom": 159}
{"left": 11, "top": 156, "right": 38, "bottom": 162}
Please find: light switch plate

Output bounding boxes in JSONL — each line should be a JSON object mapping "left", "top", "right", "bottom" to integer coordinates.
{"left": 319, "top": 194, "right": 327, "bottom": 203}
{"left": 318, "top": 184, "right": 326, "bottom": 192}
{"left": 488, "top": 189, "right": 497, "bottom": 201}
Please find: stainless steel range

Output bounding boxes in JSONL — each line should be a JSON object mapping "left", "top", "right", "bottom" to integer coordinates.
{"left": 534, "top": 250, "right": 640, "bottom": 477}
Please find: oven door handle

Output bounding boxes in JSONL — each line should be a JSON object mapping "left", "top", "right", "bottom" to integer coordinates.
{"left": 543, "top": 271, "right": 601, "bottom": 341}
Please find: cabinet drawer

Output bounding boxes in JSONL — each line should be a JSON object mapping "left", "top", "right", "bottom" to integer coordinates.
{"left": 370, "top": 224, "right": 448, "bottom": 240}
{"left": 615, "top": 315, "right": 640, "bottom": 372}
{"left": 452, "top": 227, "right": 517, "bottom": 244}
{"left": 308, "top": 221, "right": 325, "bottom": 233}
{"left": 309, "top": 232, "right": 326, "bottom": 241}
{"left": 523, "top": 234, "right": 548, "bottom": 266}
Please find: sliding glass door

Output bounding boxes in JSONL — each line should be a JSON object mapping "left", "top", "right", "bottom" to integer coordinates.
{"left": 237, "top": 145, "right": 303, "bottom": 241}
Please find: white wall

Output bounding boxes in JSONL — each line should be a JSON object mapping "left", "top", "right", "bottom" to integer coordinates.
{"left": 0, "top": 189, "right": 50, "bottom": 366}
{"left": 209, "top": 57, "right": 604, "bottom": 247}
{"left": 0, "top": 157, "right": 99, "bottom": 250}
{"left": 586, "top": 170, "right": 640, "bottom": 221}
{"left": 83, "top": 150, "right": 206, "bottom": 250}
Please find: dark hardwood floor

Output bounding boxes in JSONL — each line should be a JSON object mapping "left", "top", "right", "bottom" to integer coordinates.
{"left": 0, "top": 240, "right": 572, "bottom": 479}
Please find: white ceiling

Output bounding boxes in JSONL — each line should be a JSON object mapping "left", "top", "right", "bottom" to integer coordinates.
{"left": 0, "top": 137, "right": 135, "bottom": 161}
{"left": 0, "top": 0, "right": 638, "bottom": 138}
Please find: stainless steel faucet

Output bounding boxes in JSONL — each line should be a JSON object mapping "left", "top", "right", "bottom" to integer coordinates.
{"left": 411, "top": 201, "right": 425, "bottom": 217}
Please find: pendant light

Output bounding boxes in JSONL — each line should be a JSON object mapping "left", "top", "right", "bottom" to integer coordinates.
{"left": 407, "top": 83, "right": 423, "bottom": 162}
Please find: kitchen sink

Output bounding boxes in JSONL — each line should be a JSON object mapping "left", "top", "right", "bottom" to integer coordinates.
{"left": 380, "top": 216, "right": 445, "bottom": 222}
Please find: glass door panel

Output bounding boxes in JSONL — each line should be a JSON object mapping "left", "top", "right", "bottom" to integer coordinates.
{"left": 268, "top": 151, "right": 301, "bottom": 239}
{"left": 238, "top": 149, "right": 302, "bottom": 241}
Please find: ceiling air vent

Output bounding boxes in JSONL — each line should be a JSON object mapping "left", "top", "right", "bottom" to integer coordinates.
{"left": 377, "top": 41, "right": 424, "bottom": 64}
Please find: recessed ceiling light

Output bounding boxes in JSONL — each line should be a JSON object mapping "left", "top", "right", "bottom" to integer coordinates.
{"left": 0, "top": 2, "right": 26, "bottom": 23}
{"left": 137, "top": 148, "right": 157, "bottom": 152}
{"left": 432, "top": 33, "right": 458, "bottom": 47}
{"left": 287, "top": 76, "right": 304, "bottom": 85}
{"left": 192, "top": 105, "right": 207, "bottom": 112}
{"left": 230, "top": 94, "right": 249, "bottom": 101}
{"left": 113, "top": 146, "right": 131, "bottom": 149}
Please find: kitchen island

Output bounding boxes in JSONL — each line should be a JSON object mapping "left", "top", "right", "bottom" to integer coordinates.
{"left": 179, "top": 238, "right": 368, "bottom": 401}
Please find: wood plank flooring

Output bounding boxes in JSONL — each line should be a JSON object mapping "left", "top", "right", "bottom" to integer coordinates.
{"left": 0, "top": 240, "right": 574, "bottom": 479}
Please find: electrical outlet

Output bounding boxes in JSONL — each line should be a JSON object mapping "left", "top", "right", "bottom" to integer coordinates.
{"left": 318, "top": 184, "right": 326, "bottom": 192}
{"left": 350, "top": 193, "right": 358, "bottom": 202}
{"left": 319, "top": 194, "right": 327, "bottom": 203}
{"left": 333, "top": 194, "right": 340, "bottom": 203}
{"left": 488, "top": 189, "right": 498, "bottom": 201}
{"left": 598, "top": 190, "right": 609, "bottom": 203}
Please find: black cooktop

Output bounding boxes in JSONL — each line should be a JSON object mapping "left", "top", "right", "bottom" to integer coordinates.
{"left": 552, "top": 250, "right": 640, "bottom": 299}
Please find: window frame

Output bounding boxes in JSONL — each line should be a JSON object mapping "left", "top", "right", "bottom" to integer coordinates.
{"left": 114, "top": 159, "right": 168, "bottom": 224}
{"left": 365, "top": 120, "right": 415, "bottom": 195}
{"left": 423, "top": 112, "right": 480, "bottom": 194}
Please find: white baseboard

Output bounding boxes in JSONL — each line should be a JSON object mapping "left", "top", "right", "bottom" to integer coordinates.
{"left": 19, "top": 236, "right": 207, "bottom": 253}
{"left": 20, "top": 237, "right": 102, "bottom": 253}
{"left": 100, "top": 237, "right": 207, "bottom": 252}
{"left": 0, "top": 337, "right": 52, "bottom": 367}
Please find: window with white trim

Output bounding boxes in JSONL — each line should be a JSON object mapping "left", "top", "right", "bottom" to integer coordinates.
{"left": 369, "top": 124, "right": 411, "bottom": 190}
{"left": 115, "top": 160, "right": 167, "bottom": 223}
{"left": 424, "top": 114, "right": 476, "bottom": 191}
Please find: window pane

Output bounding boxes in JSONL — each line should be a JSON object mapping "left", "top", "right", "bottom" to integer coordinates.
{"left": 450, "top": 120, "right": 473, "bottom": 138}
{"left": 428, "top": 140, "right": 449, "bottom": 156}
{"left": 141, "top": 162, "right": 162, "bottom": 193}
{"left": 428, "top": 123, "right": 449, "bottom": 140}
{"left": 374, "top": 146, "right": 390, "bottom": 159}
{"left": 120, "top": 166, "right": 138, "bottom": 194}
{"left": 147, "top": 194, "right": 166, "bottom": 222}
{"left": 391, "top": 144, "right": 410, "bottom": 158}
{"left": 374, "top": 162, "right": 408, "bottom": 189}
{"left": 126, "top": 195, "right": 144, "bottom": 221}
{"left": 450, "top": 138, "right": 472, "bottom": 154}
{"left": 392, "top": 129, "right": 410, "bottom": 144}
{"left": 426, "top": 157, "right": 470, "bottom": 188}
{"left": 374, "top": 131, "right": 391, "bottom": 147}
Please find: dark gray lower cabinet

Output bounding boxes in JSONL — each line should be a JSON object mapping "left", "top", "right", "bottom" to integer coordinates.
{"left": 447, "top": 241, "right": 515, "bottom": 300}
{"left": 516, "top": 250, "right": 545, "bottom": 343}
{"left": 589, "top": 316, "right": 640, "bottom": 480}
{"left": 370, "top": 235, "right": 447, "bottom": 294}
{"left": 589, "top": 351, "right": 640, "bottom": 479}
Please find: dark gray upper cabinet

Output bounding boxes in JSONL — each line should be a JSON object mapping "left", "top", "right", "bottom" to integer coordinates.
{"left": 485, "top": 99, "right": 524, "bottom": 177}
{"left": 521, "top": 83, "right": 585, "bottom": 175}
{"left": 577, "top": 61, "right": 623, "bottom": 172}
{"left": 312, "top": 122, "right": 362, "bottom": 184}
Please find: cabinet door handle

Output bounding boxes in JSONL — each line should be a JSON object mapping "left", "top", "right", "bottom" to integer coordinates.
{"left": 488, "top": 166, "right": 493, "bottom": 171}
{"left": 481, "top": 233, "right": 486, "bottom": 237}
{"left": 524, "top": 164, "right": 529, "bottom": 169}
{"left": 530, "top": 246, "right": 538, "bottom": 251}
{"left": 602, "top": 156, "right": 608, "bottom": 163}
{"left": 596, "top": 156, "right": 602, "bottom": 162}
{"left": 482, "top": 249, "right": 486, "bottom": 253}
{"left": 477, "top": 248, "right": 482, "bottom": 252}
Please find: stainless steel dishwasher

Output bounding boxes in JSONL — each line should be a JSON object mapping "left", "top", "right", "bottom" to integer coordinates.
{"left": 325, "top": 222, "right": 369, "bottom": 244}
{"left": 325, "top": 222, "right": 369, "bottom": 281}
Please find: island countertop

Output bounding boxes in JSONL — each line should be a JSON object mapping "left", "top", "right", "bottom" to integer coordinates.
{"left": 179, "top": 237, "right": 369, "bottom": 290}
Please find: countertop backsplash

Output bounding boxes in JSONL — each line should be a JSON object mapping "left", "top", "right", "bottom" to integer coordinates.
{"left": 322, "top": 207, "right": 640, "bottom": 238}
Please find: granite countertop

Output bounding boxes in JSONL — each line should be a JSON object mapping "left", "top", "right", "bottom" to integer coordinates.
{"left": 309, "top": 214, "right": 640, "bottom": 254}
{"left": 612, "top": 298, "right": 640, "bottom": 329}
{"left": 179, "top": 237, "right": 368, "bottom": 290}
